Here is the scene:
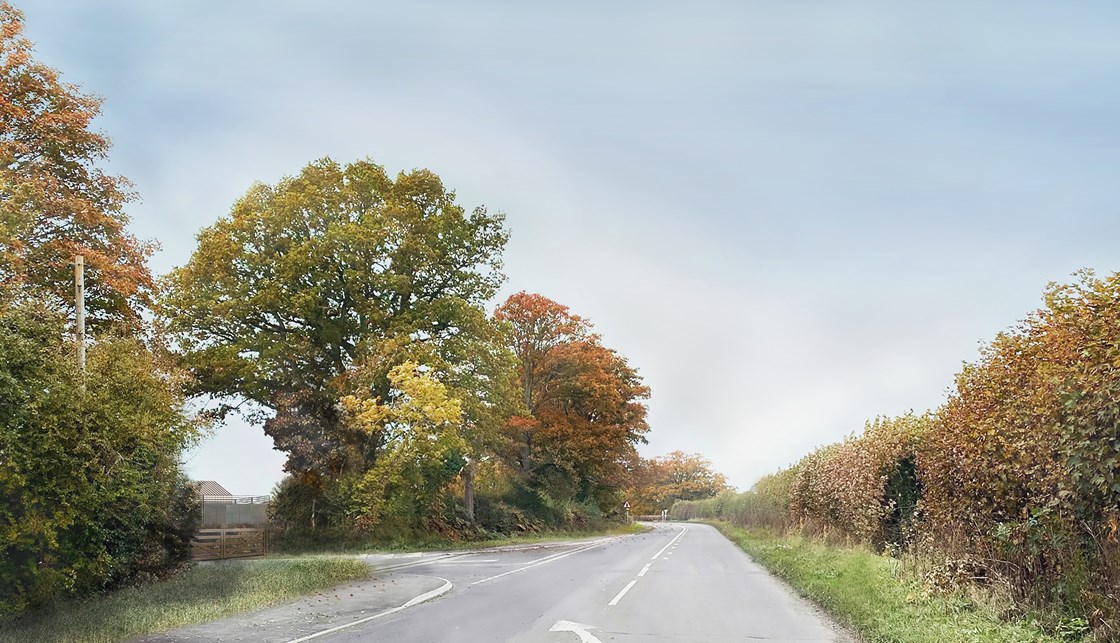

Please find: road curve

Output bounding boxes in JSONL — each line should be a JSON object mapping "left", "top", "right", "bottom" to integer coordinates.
{"left": 141, "top": 522, "right": 852, "bottom": 643}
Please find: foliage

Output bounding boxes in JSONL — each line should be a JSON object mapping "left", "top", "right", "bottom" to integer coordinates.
{"left": 495, "top": 292, "right": 650, "bottom": 517}
{"left": 627, "top": 450, "right": 731, "bottom": 514}
{"left": 0, "top": 3, "right": 152, "bottom": 326}
{"left": 339, "top": 361, "right": 467, "bottom": 530}
{"left": 671, "top": 467, "right": 797, "bottom": 530}
{"left": 0, "top": 299, "right": 199, "bottom": 619}
{"left": 159, "top": 157, "right": 508, "bottom": 481}
{"left": 707, "top": 521, "right": 1077, "bottom": 643}
{"left": 790, "top": 413, "right": 930, "bottom": 548}
{"left": 163, "top": 157, "right": 515, "bottom": 539}
{"left": 918, "top": 271, "right": 1120, "bottom": 624}
{"left": 0, "top": 556, "right": 371, "bottom": 643}
{"left": 710, "top": 271, "right": 1120, "bottom": 636}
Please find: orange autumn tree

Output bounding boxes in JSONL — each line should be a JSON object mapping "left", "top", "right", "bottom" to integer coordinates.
{"left": 628, "top": 451, "right": 731, "bottom": 514}
{"left": 494, "top": 292, "right": 650, "bottom": 517}
{"left": 0, "top": 3, "right": 152, "bottom": 325}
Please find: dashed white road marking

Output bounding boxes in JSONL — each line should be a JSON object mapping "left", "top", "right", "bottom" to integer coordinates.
{"left": 608, "top": 525, "right": 688, "bottom": 607}
{"left": 650, "top": 526, "right": 686, "bottom": 560}
{"left": 283, "top": 577, "right": 452, "bottom": 643}
{"left": 607, "top": 579, "right": 638, "bottom": 606}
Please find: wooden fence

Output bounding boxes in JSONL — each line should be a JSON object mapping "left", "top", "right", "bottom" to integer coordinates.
{"left": 191, "top": 527, "right": 269, "bottom": 561}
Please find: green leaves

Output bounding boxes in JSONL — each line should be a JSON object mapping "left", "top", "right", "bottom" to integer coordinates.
{"left": 0, "top": 298, "right": 198, "bottom": 618}
{"left": 160, "top": 158, "right": 509, "bottom": 479}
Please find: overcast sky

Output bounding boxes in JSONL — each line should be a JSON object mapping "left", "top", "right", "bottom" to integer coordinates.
{"left": 21, "top": 1, "right": 1120, "bottom": 494}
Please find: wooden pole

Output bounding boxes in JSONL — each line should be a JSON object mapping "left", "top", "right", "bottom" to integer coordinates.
{"left": 74, "top": 254, "right": 85, "bottom": 374}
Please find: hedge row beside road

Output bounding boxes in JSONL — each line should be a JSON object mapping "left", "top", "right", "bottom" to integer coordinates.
{"left": 675, "top": 270, "right": 1120, "bottom": 637}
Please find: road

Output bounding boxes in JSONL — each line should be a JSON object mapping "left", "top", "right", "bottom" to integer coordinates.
{"left": 141, "top": 523, "right": 852, "bottom": 643}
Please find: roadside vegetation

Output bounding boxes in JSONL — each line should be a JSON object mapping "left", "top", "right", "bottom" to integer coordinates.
{"left": 0, "top": 3, "right": 200, "bottom": 620}
{"left": 1, "top": 0, "right": 695, "bottom": 626}
{"left": 0, "top": 557, "right": 371, "bottom": 643}
{"left": 708, "top": 521, "right": 1077, "bottom": 643}
{"left": 674, "top": 272, "right": 1120, "bottom": 641}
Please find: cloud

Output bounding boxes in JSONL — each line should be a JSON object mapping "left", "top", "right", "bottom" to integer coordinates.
{"left": 19, "top": 0, "right": 1120, "bottom": 491}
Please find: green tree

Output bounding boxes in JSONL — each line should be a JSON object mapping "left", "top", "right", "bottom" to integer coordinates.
{"left": 160, "top": 158, "right": 509, "bottom": 525}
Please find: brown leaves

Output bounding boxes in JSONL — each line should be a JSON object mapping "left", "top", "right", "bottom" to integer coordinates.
{"left": 627, "top": 451, "right": 731, "bottom": 514}
{"left": 497, "top": 292, "right": 649, "bottom": 508}
{"left": 0, "top": 2, "right": 152, "bottom": 326}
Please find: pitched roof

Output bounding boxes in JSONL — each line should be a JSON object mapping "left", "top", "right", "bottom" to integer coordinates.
{"left": 195, "top": 480, "right": 234, "bottom": 497}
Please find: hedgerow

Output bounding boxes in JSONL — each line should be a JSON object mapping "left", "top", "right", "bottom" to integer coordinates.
{"left": 675, "top": 270, "right": 1120, "bottom": 637}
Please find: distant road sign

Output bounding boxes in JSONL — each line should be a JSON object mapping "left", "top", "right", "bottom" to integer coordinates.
{"left": 623, "top": 501, "right": 631, "bottom": 509}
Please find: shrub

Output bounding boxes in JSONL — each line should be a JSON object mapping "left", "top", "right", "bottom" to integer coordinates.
{"left": 0, "top": 300, "right": 199, "bottom": 619}
{"left": 790, "top": 414, "right": 929, "bottom": 548}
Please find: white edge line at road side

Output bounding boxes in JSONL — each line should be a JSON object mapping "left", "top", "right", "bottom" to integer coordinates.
{"left": 369, "top": 553, "right": 467, "bottom": 573}
{"left": 283, "top": 578, "right": 453, "bottom": 643}
{"left": 470, "top": 539, "right": 609, "bottom": 586}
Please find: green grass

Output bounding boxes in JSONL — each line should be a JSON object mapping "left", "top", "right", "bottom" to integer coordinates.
{"left": 0, "top": 556, "right": 372, "bottom": 643}
{"left": 703, "top": 521, "right": 1086, "bottom": 643}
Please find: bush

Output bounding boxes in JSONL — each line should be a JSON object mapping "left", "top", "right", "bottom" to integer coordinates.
{"left": 791, "top": 414, "right": 929, "bottom": 549}
{"left": 0, "top": 300, "right": 199, "bottom": 619}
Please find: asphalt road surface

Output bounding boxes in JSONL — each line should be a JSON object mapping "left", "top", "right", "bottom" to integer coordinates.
{"left": 141, "top": 522, "right": 853, "bottom": 643}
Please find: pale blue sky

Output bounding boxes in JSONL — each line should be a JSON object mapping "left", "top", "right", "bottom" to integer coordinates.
{"left": 21, "top": 1, "right": 1120, "bottom": 493}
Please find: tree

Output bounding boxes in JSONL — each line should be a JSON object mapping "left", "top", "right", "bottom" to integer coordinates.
{"left": 340, "top": 362, "right": 467, "bottom": 530}
{"left": 628, "top": 451, "right": 731, "bottom": 514}
{"left": 0, "top": 3, "right": 153, "bottom": 326}
{"left": 160, "top": 158, "right": 508, "bottom": 483}
{"left": 494, "top": 292, "right": 650, "bottom": 515}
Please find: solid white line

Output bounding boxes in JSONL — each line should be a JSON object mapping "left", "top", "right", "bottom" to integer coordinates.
{"left": 637, "top": 563, "right": 652, "bottom": 577}
{"left": 649, "top": 526, "right": 686, "bottom": 561}
{"left": 607, "top": 579, "right": 638, "bottom": 606}
{"left": 283, "top": 578, "right": 452, "bottom": 643}
{"left": 470, "top": 540, "right": 605, "bottom": 586}
{"left": 373, "top": 553, "right": 466, "bottom": 573}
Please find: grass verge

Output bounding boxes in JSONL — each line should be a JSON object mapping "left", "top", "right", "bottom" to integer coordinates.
{"left": 703, "top": 520, "right": 1085, "bottom": 643}
{"left": 0, "top": 556, "right": 371, "bottom": 643}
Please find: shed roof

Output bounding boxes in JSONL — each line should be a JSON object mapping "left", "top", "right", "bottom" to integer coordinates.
{"left": 195, "top": 480, "right": 234, "bottom": 498}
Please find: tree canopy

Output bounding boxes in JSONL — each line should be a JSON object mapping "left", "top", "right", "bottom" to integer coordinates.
{"left": 495, "top": 292, "right": 650, "bottom": 513}
{"left": 0, "top": 3, "right": 152, "bottom": 326}
{"left": 160, "top": 158, "right": 509, "bottom": 479}
{"left": 627, "top": 451, "right": 731, "bottom": 514}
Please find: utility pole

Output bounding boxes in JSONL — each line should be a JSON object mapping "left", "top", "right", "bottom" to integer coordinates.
{"left": 74, "top": 254, "right": 85, "bottom": 374}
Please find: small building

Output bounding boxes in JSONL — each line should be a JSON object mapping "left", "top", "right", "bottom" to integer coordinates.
{"left": 193, "top": 480, "right": 269, "bottom": 528}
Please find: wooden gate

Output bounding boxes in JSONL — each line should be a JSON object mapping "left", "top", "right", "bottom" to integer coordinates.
{"left": 191, "top": 528, "right": 268, "bottom": 561}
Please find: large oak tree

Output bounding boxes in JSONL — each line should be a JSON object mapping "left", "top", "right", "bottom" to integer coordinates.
{"left": 160, "top": 158, "right": 509, "bottom": 486}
